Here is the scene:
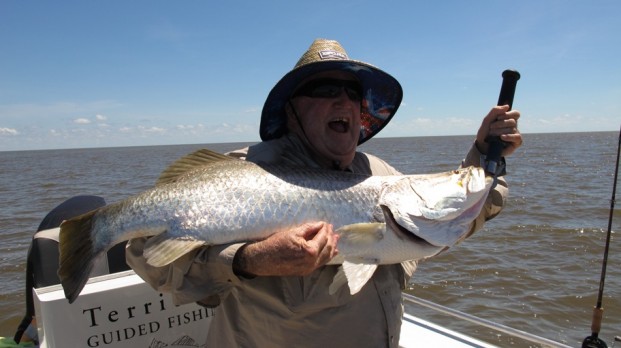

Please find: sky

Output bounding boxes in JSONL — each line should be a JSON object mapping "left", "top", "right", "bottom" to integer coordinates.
{"left": 1, "top": 0, "right": 620, "bottom": 151}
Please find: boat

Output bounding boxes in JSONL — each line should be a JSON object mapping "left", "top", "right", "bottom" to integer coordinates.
{"left": 21, "top": 270, "right": 575, "bottom": 348}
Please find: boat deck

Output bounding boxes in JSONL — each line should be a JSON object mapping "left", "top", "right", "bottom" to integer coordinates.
{"left": 400, "top": 313, "right": 497, "bottom": 347}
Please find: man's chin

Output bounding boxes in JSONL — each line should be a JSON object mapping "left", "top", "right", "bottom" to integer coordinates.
{"left": 326, "top": 144, "right": 357, "bottom": 164}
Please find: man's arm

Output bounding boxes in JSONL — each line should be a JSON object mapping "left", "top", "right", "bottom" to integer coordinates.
{"left": 126, "top": 237, "right": 244, "bottom": 306}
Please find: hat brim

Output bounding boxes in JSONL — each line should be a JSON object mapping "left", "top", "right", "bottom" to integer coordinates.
{"left": 260, "top": 60, "right": 403, "bottom": 145}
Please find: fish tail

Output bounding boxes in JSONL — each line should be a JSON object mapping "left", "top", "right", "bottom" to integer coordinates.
{"left": 58, "top": 209, "right": 98, "bottom": 303}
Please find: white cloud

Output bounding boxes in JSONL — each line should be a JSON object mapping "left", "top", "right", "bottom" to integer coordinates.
{"left": 176, "top": 124, "right": 207, "bottom": 135}
{"left": 176, "top": 124, "right": 195, "bottom": 130}
{"left": 138, "top": 126, "right": 166, "bottom": 134}
{"left": 212, "top": 122, "right": 255, "bottom": 135}
{"left": 0, "top": 127, "right": 19, "bottom": 136}
{"left": 96, "top": 114, "right": 107, "bottom": 121}
{"left": 73, "top": 118, "right": 92, "bottom": 124}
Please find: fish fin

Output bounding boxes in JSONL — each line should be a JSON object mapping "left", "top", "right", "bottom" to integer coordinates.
{"left": 335, "top": 223, "right": 386, "bottom": 243}
{"left": 156, "top": 148, "right": 235, "bottom": 186}
{"left": 58, "top": 210, "right": 99, "bottom": 304}
{"left": 330, "top": 262, "right": 378, "bottom": 295}
{"left": 143, "top": 233, "right": 207, "bottom": 267}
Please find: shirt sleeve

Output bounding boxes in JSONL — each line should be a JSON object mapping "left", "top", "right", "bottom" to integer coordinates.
{"left": 126, "top": 237, "right": 246, "bottom": 306}
{"left": 459, "top": 142, "right": 508, "bottom": 240}
{"left": 361, "top": 152, "right": 403, "bottom": 175}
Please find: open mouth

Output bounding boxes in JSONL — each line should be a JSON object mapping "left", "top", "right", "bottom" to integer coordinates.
{"left": 328, "top": 118, "right": 350, "bottom": 133}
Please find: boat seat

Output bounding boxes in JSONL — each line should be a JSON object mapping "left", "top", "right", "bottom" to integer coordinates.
{"left": 13, "top": 195, "right": 130, "bottom": 344}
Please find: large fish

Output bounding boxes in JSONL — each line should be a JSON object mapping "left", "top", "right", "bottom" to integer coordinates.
{"left": 59, "top": 149, "right": 492, "bottom": 303}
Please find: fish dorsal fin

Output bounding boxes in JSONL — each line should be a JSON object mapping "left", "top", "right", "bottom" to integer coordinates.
{"left": 156, "top": 148, "right": 234, "bottom": 186}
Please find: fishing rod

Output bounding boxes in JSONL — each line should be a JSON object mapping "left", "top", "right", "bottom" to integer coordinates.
{"left": 485, "top": 69, "right": 520, "bottom": 180}
{"left": 582, "top": 125, "right": 621, "bottom": 348}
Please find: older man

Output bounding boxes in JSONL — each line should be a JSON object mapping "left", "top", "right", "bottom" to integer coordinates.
{"left": 127, "top": 38, "right": 522, "bottom": 347}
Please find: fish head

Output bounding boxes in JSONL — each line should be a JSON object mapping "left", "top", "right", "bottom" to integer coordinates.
{"left": 379, "top": 166, "right": 492, "bottom": 247}
{"left": 416, "top": 166, "right": 490, "bottom": 220}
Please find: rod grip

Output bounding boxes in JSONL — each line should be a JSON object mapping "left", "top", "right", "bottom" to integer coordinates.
{"left": 497, "top": 70, "right": 521, "bottom": 108}
{"left": 590, "top": 306, "right": 604, "bottom": 334}
{"left": 485, "top": 69, "right": 520, "bottom": 175}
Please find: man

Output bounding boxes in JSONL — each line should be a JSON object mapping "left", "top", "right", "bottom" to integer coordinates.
{"left": 127, "top": 38, "right": 522, "bottom": 347}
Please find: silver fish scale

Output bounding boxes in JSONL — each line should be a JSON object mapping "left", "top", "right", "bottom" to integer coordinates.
{"left": 92, "top": 160, "right": 387, "bottom": 247}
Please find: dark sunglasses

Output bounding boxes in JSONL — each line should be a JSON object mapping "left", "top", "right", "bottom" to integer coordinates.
{"left": 292, "top": 78, "right": 363, "bottom": 101}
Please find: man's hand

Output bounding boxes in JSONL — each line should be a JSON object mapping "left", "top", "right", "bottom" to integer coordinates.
{"left": 475, "top": 105, "right": 523, "bottom": 157}
{"left": 233, "top": 222, "right": 339, "bottom": 277}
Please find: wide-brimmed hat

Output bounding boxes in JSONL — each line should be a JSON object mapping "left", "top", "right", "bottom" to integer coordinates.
{"left": 260, "top": 39, "right": 403, "bottom": 145}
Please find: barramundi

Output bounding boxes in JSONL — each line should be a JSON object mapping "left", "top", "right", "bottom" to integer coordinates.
{"left": 59, "top": 149, "right": 492, "bottom": 303}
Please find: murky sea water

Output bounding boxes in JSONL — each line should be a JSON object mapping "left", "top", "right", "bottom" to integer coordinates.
{"left": 1, "top": 132, "right": 619, "bottom": 347}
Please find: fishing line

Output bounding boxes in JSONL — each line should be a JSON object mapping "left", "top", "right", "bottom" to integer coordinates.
{"left": 582, "top": 124, "right": 621, "bottom": 348}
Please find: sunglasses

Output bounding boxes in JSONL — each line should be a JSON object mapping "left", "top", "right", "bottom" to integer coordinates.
{"left": 292, "top": 78, "right": 363, "bottom": 101}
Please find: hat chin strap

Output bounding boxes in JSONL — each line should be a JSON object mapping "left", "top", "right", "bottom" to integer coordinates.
{"left": 287, "top": 100, "right": 342, "bottom": 170}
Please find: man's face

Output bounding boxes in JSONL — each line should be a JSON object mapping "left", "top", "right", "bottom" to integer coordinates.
{"left": 288, "top": 71, "right": 362, "bottom": 169}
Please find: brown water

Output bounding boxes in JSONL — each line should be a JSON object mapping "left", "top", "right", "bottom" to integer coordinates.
{"left": 1, "top": 132, "right": 619, "bottom": 347}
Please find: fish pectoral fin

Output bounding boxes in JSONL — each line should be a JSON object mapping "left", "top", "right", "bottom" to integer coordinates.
{"left": 143, "top": 233, "right": 206, "bottom": 267}
{"left": 335, "top": 223, "right": 386, "bottom": 244}
{"left": 329, "top": 261, "right": 378, "bottom": 295}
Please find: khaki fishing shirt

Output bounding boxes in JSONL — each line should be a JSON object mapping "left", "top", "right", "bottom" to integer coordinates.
{"left": 126, "top": 133, "right": 507, "bottom": 348}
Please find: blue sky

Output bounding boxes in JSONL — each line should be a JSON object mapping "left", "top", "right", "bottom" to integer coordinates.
{"left": 1, "top": 1, "right": 619, "bottom": 151}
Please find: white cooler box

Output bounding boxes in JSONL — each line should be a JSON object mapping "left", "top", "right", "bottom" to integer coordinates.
{"left": 34, "top": 270, "right": 214, "bottom": 348}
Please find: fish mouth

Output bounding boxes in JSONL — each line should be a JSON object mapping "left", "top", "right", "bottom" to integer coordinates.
{"left": 381, "top": 205, "right": 432, "bottom": 246}
{"left": 328, "top": 118, "right": 350, "bottom": 133}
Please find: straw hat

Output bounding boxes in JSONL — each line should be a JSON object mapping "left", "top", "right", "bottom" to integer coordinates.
{"left": 260, "top": 39, "right": 403, "bottom": 145}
